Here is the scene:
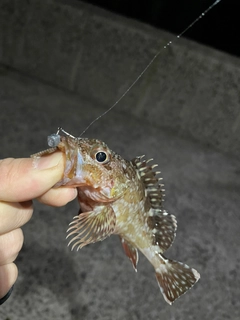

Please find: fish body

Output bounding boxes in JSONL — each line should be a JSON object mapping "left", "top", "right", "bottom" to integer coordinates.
{"left": 34, "top": 131, "right": 200, "bottom": 304}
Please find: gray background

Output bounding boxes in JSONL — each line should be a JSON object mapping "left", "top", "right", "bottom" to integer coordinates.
{"left": 0, "top": 0, "right": 239, "bottom": 319}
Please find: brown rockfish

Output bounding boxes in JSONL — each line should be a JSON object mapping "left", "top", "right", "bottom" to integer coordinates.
{"left": 33, "top": 128, "right": 200, "bottom": 304}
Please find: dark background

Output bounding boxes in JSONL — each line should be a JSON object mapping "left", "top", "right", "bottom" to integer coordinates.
{"left": 1, "top": 1, "right": 240, "bottom": 318}
{"left": 80, "top": 0, "right": 240, "bottom": 57}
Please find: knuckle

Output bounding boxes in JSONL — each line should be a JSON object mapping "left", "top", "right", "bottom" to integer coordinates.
{"left": 0, "top": 229, "right": 24, "bottom": 265}
{"left": 16, "top": 204, "right": 33, "bottom": 227}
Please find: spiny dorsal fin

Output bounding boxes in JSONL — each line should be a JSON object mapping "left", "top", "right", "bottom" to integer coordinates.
{"left": 131, "top": 156, "right": 177, "bottom": 253}
{"left": 131, "top": 156, "right": 165, "bottom": 208}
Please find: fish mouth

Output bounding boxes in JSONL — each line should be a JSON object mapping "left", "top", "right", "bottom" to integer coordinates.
{"left": 54, "top": 137, "right": 86, "bottom": 187}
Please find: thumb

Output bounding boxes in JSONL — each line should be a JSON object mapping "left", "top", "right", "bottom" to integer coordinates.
{"left": 0, "top": 152, "right": 65, "bottom": 202}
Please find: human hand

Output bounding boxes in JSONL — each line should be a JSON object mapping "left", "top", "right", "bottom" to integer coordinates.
{"left": 0, "top": 152, "right": 77, "bottom": 303}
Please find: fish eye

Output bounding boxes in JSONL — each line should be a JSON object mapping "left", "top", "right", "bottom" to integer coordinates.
{"left": 95, "top": 151, "right": 108, "bottom": 164}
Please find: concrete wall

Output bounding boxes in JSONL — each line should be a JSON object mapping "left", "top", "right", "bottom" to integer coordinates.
{"left": 0, "top": 0, "right": 240, "bottom": 157}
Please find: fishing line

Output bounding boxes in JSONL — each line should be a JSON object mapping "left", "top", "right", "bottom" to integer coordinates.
{"left": 79, "top": 0, "right": 222, "bottom": 137}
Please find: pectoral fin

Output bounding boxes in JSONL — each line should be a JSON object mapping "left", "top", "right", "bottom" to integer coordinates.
{"left": 120, "top": 237, "right": 139, "bottom": 272}
{"left": 67, "top": 205, "right": 116, "bottom": 250}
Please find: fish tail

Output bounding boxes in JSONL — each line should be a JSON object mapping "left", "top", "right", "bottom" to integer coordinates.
{"left": 155, "top": 257, "right": 200, "bottom": 304}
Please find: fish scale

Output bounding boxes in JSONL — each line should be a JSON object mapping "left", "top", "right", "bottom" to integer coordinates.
{"left": 32, "top": 128, "right": 200, "bottom": 305}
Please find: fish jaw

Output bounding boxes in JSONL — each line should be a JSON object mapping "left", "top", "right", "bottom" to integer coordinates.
{"left": 55, "top": 139, "right": 85, "bottom": 187}
{"left": 54, "top": 135, "right": 128, "bottom": 202}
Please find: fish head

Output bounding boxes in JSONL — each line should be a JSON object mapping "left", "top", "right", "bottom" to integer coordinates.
{"left": 56, "top": 135, "right": 130, "bottom": 202}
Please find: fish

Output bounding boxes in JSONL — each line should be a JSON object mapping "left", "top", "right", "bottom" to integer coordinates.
{"left": 33, "top": 128, "right": 200, "bottom": 305}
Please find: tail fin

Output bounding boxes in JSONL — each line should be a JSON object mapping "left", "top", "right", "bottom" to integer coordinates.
{"left": 155, "top": 258, "right": 200, "bottom": 305}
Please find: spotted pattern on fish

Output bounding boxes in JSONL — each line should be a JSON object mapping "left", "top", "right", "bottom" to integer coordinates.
{"left": 32, "top": 132, "right": 200, "bottom": 305}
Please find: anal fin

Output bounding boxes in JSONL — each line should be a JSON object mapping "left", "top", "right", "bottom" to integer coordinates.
{"left": 120, "top": 237, "right": 139, "bottom": 272}
{"left": 67, "top": 205, "right": 116, "bottom": 250}
{"left": 155, "top": 257, "right": 200, "bottom": 304}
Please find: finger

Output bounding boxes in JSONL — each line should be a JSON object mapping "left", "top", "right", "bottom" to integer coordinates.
{"left": 0, "top": 263, "right": 18, "bottom": 299}
{"left": 37, "top": 187, "right": 77, "bottom": 207}
{"left": 0, "top": 201, "right": 33, "bottom": 234}
{"left": 0, "top": 229, "right": 23, "bottom": 265}
{"left": 0, "top": 152, "right": 65, "bottom": 202}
